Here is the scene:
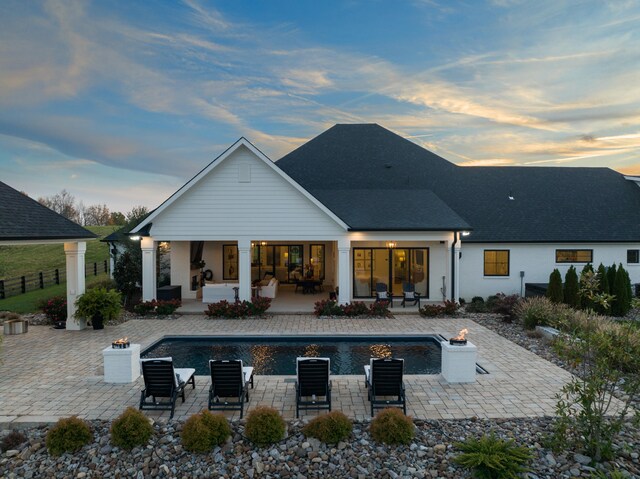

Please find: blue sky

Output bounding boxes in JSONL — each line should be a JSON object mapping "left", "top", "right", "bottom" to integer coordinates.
{"left": 1, "top": 0, "right": 639, "bottom": 212}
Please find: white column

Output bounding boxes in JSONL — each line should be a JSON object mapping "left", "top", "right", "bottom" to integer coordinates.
{"left": 445, "top": 242, "right": 452, "bottom": 301}
{"left": 108, "top": 243, "right": 115, "bottom": 279}
{"left": 337, "top": 239, "right": 351, "bottom": 305}
{"left": 238, "top": 238, "right": 252, "bottom": 301}
{"left": 65, "top": 241, "right": 86, "bottom": 330}
{"left": 453, "top": 242, "right": 461, "bottom": 302}
{"left": 141, "top": 237, "right": 157, "bottom": 301}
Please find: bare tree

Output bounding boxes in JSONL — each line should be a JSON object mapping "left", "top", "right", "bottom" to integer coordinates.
{"left": 38, "top": 189, "right": 79, "bottom": 223}
{"left": 85, "top": 204, "right": 111, "bottom": 226}
{"left": 126, "top": 206, "right": 149, "bottom": 225}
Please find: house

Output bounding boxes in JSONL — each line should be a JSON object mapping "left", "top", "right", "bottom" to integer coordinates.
{"left": 130, "top": 124, "right": 640, "bottom": 304}
{"left": 0, "top": 181, "right": 97, "bottom": 328}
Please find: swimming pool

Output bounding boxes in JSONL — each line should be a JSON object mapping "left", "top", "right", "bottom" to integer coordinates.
{"left": 142, "top": 335, "right": 443, "bottom": 375}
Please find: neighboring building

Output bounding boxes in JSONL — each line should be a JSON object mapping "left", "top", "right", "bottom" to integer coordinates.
{"left": 0, "top": 181, "right": 97, "bottom": 328}
{"left": 131, "top": 124, "right": 640, "bottom": 303}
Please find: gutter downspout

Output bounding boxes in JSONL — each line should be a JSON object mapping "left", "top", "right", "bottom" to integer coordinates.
{"left": 451, "top": 231, "right": 458, "bottom": 302}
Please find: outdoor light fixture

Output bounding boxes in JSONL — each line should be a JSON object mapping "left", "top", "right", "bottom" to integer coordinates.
{"left": 251, "top": 242, "right": 255, "bottom": 248}
{"left": 461, "top": 231, "right": 470, "bottom": 237}
{"left": 260, "top": 241, "right": 267, "bottom": 246}
{"left": 129, "top": 235, "right": 141, "bottom": 241}
{"left": 386, "top": 241, "right": 397, "bottom": 249}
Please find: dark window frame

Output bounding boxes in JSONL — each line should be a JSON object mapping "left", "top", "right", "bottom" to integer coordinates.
{"left": 628, "top": 249, "right": 640, "bottom": 264}
{"left": 222, "top": 244, "right": 239, "bottom": 280}
{"left": 555, "top": 249, "right": 593, "bottom": 263}
{"left": 483, "top": 250, "right": 510, "bottom": 277}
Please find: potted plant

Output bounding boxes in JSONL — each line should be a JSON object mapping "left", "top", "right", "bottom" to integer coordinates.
{"left": 74, "top": 288, "right": 122, "bottom": 330}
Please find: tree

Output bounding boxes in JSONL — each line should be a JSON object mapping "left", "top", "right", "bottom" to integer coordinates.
{"left": 113, "top": 250, "right": 141, "bottom": 308}
{"left": 611, "top": 264, "right": 631, "bottom": 317}
{"left": 606, "top": 263, "right": 617, "bottom": 298}
{"left": 546, "top": 269, "right": 563, "bottom": 303}
{"left": 38, "top": 189, "right": 79, "bottom": 222}
{"left": 594, "top": 263, "right": 610, "bottom": 314}
{"left": 563, "top": 266, "right": 579, "bottom": 308}
{"left": 84, "top": 204, "right": 111, "bottom": 226}
{"left": 580, "top": 263, "right": 595, "bottom": 309}
{"left": 126, "top": 206, "right": 149, "bottom": 225}
{"left": 109, "top": 211, "right": 126, "bottom": 225}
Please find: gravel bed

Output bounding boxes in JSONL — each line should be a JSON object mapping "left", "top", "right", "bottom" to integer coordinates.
{"left": 2, "top": 416, "right": 639, "bottom": 478}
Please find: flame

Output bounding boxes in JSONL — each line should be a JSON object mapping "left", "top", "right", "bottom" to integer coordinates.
{"left": 452, "top": 329, "right": 468, "bottom": 341}
{"left": 113, "top": 337, "right": 128, "bottom": 344}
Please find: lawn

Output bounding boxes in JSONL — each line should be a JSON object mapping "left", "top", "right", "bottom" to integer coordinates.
{"left": 0, "top": 225, "right": 116, "bottom": 278}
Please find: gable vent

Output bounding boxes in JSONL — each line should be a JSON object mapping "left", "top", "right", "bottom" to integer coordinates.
{"left": 238, "top": 164, "right": 251, "bottom": 183}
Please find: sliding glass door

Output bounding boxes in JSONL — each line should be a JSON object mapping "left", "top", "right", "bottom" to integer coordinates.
{"left": 353, "top": 247, "right": 429, "bottom": 298}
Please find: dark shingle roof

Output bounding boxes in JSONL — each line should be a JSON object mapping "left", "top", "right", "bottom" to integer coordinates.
{"left": 0, "top": 181, "right": 96, "bottom": 241}
{"left": 277, "top": 124, "right": 640, "bottom": 242}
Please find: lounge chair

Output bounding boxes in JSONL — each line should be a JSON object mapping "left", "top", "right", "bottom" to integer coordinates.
{"left": 375, "top": 282, "right": 393, "bottom": 307}
{"left": 139, "top": 357, "right": 196, "bottom": 419}
{"left": 295, "top": 357, "right": 332, "bottom": 418}
{"left": 208, "top": 359, "right": 254, "bottom": 418}
{"left": 364, "top": 358, "right": 406, "bottom": 417}
{"left": 401, "top": 282, "right": 421, "bottom": 308}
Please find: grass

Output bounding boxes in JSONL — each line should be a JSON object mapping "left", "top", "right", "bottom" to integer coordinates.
{"left": 0, "top": 274, "right": 111, "bottom": 313}
{"left": 0, "top": 225, "right": 116, "bottom": 279}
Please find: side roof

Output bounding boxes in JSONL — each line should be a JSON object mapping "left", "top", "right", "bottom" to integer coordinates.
{"left": 277, "top": 124, "right": 640, "bottom": 242}
{"left": 0, "top": 181, "right": 97, "bottom": 242}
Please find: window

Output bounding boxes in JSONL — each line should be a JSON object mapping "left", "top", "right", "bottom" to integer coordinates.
{"left": 484, "top": 250, "right": 509, "bottom": 276}
{"left": 556, "top": 249, "right": 593, "bottom": 263}
{"left": 628, "top": 249, "right": 640, "bottom": 264}
{"left": 222, "top": 244, "right": 238, "bottom": 280}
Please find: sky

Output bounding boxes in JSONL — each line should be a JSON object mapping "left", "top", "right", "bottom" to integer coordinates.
{"left": 1, "top": 0, "right": 639, "bottom": 213}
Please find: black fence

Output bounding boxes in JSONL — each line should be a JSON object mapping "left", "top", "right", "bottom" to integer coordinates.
{"left": 0, "top": 260, "right": 109, "bottom": 300}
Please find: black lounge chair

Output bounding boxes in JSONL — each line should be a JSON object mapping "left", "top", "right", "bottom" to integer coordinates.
{"left": 375, "top": 282, "right": 393, "bottom": 307}
{"left": 295, "top": 357, "right": 332, "bottom": 418}
{"left": 364, "top": 358, "right": 406, "bottom": 417}
{"left": 208, "top": 359, "right": 254, "bottom": 418}
{"left": 401, "top": 282, "right": 421, "bottom": 308}
{"left": 139, "top": 357, "right": 196, "bottom": 419}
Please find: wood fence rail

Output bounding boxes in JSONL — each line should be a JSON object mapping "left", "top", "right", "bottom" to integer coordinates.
{"left": 0, "top": 260, "right": 109, "bottom": 300}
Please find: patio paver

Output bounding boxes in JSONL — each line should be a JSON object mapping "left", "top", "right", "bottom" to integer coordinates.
{"left": 0, "top": 315, "right": 577, "bottom": 426}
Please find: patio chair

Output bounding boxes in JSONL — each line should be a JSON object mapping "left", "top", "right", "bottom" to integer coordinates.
{"left": 401, "top": 282, "right": 421, "bottom": 308}
{"left": 375, "top": 282, "right": 393, "bottom": 307}
{"left": 139, "top": 357, "right": 196, "bottom": 419}
{"left": 363, "top": 358, "right": 406, "bottom": 417}
{"left": 295, "top": 357, "right": 332, "bottom": 418}
{"left": 208, "top": 359, "right": 254, "bottom": 418}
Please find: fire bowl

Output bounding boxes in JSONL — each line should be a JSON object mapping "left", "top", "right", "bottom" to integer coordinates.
{"left": 449, "top": 338, "right": 468, "bottom": 346}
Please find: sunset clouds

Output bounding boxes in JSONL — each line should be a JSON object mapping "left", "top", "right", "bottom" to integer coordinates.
{"left": 0, "top": 0, "right": 638, "bottom": 210}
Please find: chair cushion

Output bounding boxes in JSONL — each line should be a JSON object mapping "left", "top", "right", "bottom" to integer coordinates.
{"left": 404, "top": 291, "right": 415, "bottom": 299}
{"left": 378, "top": 292, "right": 388, "bottom": 299}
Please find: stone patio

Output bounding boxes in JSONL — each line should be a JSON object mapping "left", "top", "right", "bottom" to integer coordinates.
{"left": 0, "top": 314, "right": 574, "bottom": 427}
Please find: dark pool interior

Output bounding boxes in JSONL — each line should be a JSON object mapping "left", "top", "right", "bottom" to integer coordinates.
{"left": 142, "top": 335, "right": 442, "bottom": 375}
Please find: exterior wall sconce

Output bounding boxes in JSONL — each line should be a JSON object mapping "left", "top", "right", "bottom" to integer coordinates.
{"left": 386, "top": 241, "right": 397, "bottom": 249}
{"left": 260, "top": 241, "right": 267, "bottom": 246}
{"left": 461, "top": 231, "right": 471, "bottom": 237}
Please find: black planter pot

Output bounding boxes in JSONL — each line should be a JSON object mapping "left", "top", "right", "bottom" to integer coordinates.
{"left": 54, "top": 321, "right": 66, "bottom": 330}
{"left": 92, "top": 313, "right": 105, "bottom": 330}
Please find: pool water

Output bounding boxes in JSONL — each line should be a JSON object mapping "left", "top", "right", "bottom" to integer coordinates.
{"left": 142, "top": 335, "right": 442, "bottom": 375}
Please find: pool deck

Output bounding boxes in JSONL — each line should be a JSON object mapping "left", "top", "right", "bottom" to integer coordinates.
{"left": 0, "top": 314, "right": 575, "bottom": 427}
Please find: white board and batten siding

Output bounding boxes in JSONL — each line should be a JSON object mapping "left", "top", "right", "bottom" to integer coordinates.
{"left": 149, "top": 145, "right": 346, "bottom": 241}
{"left": 459, "top": 243, "right": 640, "bottom": 300}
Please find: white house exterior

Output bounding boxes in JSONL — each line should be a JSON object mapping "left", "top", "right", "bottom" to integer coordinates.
{"left": 131, "top": 124, "right": 640, "bottom": 304}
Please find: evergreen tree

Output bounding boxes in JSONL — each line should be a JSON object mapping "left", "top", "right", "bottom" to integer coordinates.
{"left": 547, "top": 269, "right": 564, "bottom": 304}
{"left": 580, "top": 263, "right": 595, "bottom": 310}
{"left": 596, "top": 263, "right": 609, "bottom": 294}
{"left": 563, "top": 266, "right": 580, "bottom": 308}
{"left": 612, "top": 264, "right": 631, "bottom": 317}
{"left": 607, "top": 263, "right": 617, "bottom": 297}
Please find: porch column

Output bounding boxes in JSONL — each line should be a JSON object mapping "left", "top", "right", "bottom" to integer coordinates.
{"left": 238, "top": 239, "right": 251, "bottom": 301}
{"left": 141, "top": 237, "right": 157, "bottom": 301}
{"left": 453, "top": 242, "right": 461, "bottom": 302}
{"left": 64, "top": 241, "right": 86, "bottom": 330}
{"left": 337, "top": 240, "right": 351, "bottom": 305}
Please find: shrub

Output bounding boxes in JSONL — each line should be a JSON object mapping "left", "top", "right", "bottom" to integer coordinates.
{"left": 564, "top": 265, "right": 580, "bottom": 308}
{"left": 465, "top": 299, "right": 487, "bottom": 313}
{"left": 87, "top": 278, "right": 118, "bottom": 291}
{"left": 419, "top": 304, "right": 444, "bottom": 317}
{"left": 606, "top": 263, "right": 617, "bottom": 301}
{"left": 516, "top": 296, "right": 557, "bottom": 330}
{"left": 489, "top": 293, "right": 521, "bottom": 322}
{"left": 0, "top": 311, "right": 22, "bottom": 321}
{"left": 342, "top": 301, "right": 370, "bottom": 317}
{"left": 1, "top": 430, "right": 27, "bottom": 452}
{"left": 40, "top": 296, "right": 67, "bottom": 323}
{"left": 471, "top": 296, "right": 484, "bottom": 304}
{"left": 453, "top": 432, "right": 532, "bottom": 479}
{"left": 133, "top": 301, "right": 156, "bottom": 316}
{"left": 205, "top": 299, "right": 271, "bottom": 319}
{"left": 611, "top": 264, "right": 631, "bottom": 317}
{"left": 110, "top": 407, "right": 154, "bottom": 450}
{"left": 181, "top": 410, "right": 231, "bottom": 453}
{"left": 302, "top": 411, "right": 352, "bottom": 444}
{"left": 75, "top": 287, "right": 122, "bottom": 322}
{"left": 245, "top": 406, "right": 286, "bottom": 447}
{"left": 442, "top": 300, "right": 459, "bottom": 315}
{"left": 46, "top": 417, "right": 92, "bottom": 456}
{"left": 369, "top": 408, "right": 415, "bottom": 445}
{"left": 134, "top": 299, "right": 182, "bottom": 316}
{"left": 314, "top": 299, "right": 345, "bottom": 317}
{"left": 368, "top": 301, "right": 392, "bottom": 318}
{"left": 546, "top": 269, "right": 564, "bottom": 304}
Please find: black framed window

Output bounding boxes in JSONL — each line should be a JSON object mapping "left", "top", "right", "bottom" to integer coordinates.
{"left": 628, "top": 249, "right": 640, "bottom": 264}
{"left": 484, "top": 250, "right": 509, "bottom": 276}
{"left": 309, "top": 244, "right": 325, "bottom": 280}
{"left": 556, "top": 249, "right": 593, "bottom": 263}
